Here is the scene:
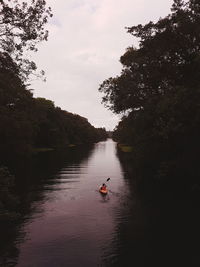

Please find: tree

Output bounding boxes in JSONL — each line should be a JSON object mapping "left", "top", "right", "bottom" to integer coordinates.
{"left": 0, "top": 0, "right": 52, "bottom": 80}
{"left": 0, "top": 52, "right": 36, "bottom": 158}
{"left": 99, "top": 0, "right": 200, "bottom": 114}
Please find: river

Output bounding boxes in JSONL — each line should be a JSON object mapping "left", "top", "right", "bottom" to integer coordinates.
{"left": 0, "top": 139, "right": 134, "bottom": 266}
{"left": 1, "top": 139, "right": 200, "bottom": 267}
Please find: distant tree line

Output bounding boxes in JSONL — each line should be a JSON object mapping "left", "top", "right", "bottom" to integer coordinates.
{"left": 0, "top": 51, "right": 107, "bottom": 161}
{"left": 99, "top": 0, "right": 200, "bottom": 195}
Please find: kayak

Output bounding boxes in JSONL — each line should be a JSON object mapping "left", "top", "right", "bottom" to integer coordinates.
{"left": 99, "top": 187, "right": 108, "bottom": 195}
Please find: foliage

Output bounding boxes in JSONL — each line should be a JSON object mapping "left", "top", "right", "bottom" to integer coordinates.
{"left": 0, "top": 167, "right": 19, "bottom": 222}
{"left": 33, "top": 98, "right": 108, "bottom": 148}
{"left": 0, "top": 0, "right": 52, "bottom": 80}
{"left": 95, "top": 127, "right": 108, "bottom": 141}
{"left": 0, "top": 54, "right": 108, "bottom": 161}
{"left": 100, "top": 0, "right": 200, "bottom": 191}
{"left": 0, "top": 52, "right": 35, "bottom": 158}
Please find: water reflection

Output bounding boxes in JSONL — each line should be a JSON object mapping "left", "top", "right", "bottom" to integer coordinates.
{"left": 0, "top": 144, "right": 95, "bottom": 266}
{"left": 0, "top": 140, "right": 130, "bottom": 266}
{"left": 3, "top": 139, "right": 193, "bottom": 267}
{"left": 14, "top": 140, "right": 127, "bottom": 267}
{"left": 107, "top": 148, "right": 200, "bottom": 267}
{"left": 99, "top": 192, "right": 110, "bottom": 203}
{"left": 3, "top": 138, "right": 183, "bottom": 267}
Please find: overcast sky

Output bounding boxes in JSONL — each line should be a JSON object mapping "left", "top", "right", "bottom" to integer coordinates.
{"left": 31, "top": 0, "right": 173, "bottom": 130}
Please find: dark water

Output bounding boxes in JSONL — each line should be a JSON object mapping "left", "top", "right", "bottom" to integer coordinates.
{"left": 1, "top": 139, "right": 200, "bottom": 267}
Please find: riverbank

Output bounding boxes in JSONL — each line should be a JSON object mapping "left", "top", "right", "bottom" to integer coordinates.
{"left": 117, "top": 143, "right": 133, "bottom": 152}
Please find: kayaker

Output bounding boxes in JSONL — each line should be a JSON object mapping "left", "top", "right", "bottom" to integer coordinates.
{"left": 100, "top": 183, "right": 107, "bottom": 191}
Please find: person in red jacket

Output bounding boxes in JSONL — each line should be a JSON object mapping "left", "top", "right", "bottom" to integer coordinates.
{"left": 100, "top": 183, "right": 107, "bottom": 191}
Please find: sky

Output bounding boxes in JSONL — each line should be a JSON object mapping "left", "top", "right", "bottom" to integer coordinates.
{"left": 31, "top": 0, "right": 173, "bottom": 130}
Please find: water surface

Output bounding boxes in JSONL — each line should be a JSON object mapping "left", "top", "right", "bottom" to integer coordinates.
{"left": 1, "top": 139, "right": 200, "bottom": 267}
{"left": 13, "top": 139, "right": 131, "bottom": 266}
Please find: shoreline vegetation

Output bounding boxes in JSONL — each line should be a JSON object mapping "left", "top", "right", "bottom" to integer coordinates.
{"left": 117, "top": 144, "right": 133, "bottom": 153}
{"left": 0, "top": 167, "right": 20, "bottom": 223}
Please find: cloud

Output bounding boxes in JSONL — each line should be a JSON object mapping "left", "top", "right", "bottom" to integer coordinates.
{"left": 31, "top": 0, "right": 173, "bottom": 130}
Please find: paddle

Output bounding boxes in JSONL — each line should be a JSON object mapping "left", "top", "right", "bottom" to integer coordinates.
{"left": 104, "top": 178, "right": 110, "bottom": 188}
